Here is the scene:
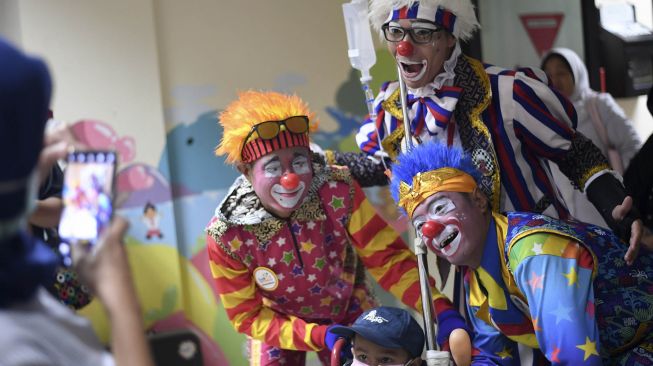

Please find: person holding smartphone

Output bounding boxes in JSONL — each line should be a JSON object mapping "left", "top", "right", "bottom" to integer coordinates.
{"left": 0, "top": 37, "right": 153, "bottom": 366}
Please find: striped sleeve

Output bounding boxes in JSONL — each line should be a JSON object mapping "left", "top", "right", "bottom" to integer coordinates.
{"left": 346, "top": 181, "right": 455, "bottom": 315}
{"left": 511, "top": 71, "right": 577, "bottom": 161}
{"left": 511, "top": 71, "right": 609, "bottom": 189}
{"left": 206, "top": 230, "right": 327, "bottom": 351}
{"left": 356, "top": 82, "right": 390, "bottom": 159}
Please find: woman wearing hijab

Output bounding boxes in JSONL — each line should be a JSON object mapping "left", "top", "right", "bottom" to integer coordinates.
{"left": 541, "top": 47, "right": 642, "bottom": 228}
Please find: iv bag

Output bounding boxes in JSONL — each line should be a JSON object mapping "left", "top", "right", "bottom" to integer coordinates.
{"left": 342, "top": 0, "right": 376, "bottom": 83}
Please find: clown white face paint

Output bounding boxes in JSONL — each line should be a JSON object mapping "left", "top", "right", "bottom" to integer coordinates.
{"left": 411, "top": 192, "right": 487, "bottom": 268}
{"left": 386, "top": 19, "right": 456, "bottom": 89}
{"left": 248, "top": 147, "right": 312, "bottom": 218}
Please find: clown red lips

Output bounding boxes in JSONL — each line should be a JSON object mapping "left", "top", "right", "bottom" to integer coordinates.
{"left": 410, "top": 192, "right": 487, "bottom": 268}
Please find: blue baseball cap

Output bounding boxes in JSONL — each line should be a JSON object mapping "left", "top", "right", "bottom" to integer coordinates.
{"left": 330, "top": 306, "right": 425, "bottom": 358}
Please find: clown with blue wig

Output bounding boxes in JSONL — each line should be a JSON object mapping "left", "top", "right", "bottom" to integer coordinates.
{"left": 391, "top": 141, "right": 653, "bottom": 365}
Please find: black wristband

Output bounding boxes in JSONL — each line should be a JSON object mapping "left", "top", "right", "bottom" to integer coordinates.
{"left": 586, "top": 173, "right": 640, "bottom": 242}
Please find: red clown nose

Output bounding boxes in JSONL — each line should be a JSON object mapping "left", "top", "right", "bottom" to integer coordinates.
{"left": 280, "top": 173, "right": 300, "bottom": 190}
{"left": 397, "top": 41, "right": 413, "bottom": 57}
{"left": 421, "top": 221, "right": 444, "bottom": 239}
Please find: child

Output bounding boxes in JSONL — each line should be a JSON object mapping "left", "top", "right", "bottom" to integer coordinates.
{"left": 330, "top": 306, "right": 425, "bottom": 366}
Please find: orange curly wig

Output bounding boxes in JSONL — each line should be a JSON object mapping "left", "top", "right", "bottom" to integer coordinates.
{"left": 215, "top": 90, "right": 319, "bottom": 164}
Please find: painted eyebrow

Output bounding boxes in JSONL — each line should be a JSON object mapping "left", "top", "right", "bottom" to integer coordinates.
{"left": 410, "top": 21, "right": 438, "bottom": 29}
{"left": 262, "top": 156, "right": 280, "bottom": 169}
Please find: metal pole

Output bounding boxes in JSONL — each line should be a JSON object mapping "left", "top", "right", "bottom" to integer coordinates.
{"left": 415, "top": 237, "right": 438, "bottom": 351}
{"left": 397, "top": 66, "right": 439, "bottom": 351}
{"left": 397, "top": 66, "right": 414, "bottom": 152}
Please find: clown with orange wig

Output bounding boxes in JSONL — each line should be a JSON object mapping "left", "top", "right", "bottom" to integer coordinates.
{"left": 205, "top": 91, "right": 469, "bottom": 365}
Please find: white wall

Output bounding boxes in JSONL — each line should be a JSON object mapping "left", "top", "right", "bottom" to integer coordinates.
{"left": 14, "top": 0, "right": 167, "bottom": 167}
{"left": 0, "top": 0, "right": 21, "bottom": 46}
{"left": 153, "top": 0, "right": 352, "bottom": 133}
{"left": 479, "top": 0, "right": 584, "bottom": 69}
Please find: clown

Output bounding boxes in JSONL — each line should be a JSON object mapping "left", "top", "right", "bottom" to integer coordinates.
{"left": 391, "top": 142, "right": 653, "bottom": 365}
{"left": 205, "top": 91, "right": 471, "bottom": 366}
{"left": 356, "top": 0, "right": 644, "bottom": 263}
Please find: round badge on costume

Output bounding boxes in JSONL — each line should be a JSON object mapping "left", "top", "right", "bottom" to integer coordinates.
{"left": 253, "top": 267, "right": 279, "bottom": 291}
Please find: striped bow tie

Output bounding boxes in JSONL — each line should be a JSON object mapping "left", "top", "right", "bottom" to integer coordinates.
{"left": 405, "top": 86, "right": 462, "bottom": 136}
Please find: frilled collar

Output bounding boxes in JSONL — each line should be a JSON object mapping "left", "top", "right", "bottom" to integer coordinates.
{"left": 408, "top": 42, "right": 462, "bottom": 96}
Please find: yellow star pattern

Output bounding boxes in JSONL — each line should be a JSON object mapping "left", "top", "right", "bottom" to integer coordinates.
{"left": 301, "top": 240, "right": 316, "bottom": 254}
{"left": 229, "top": 237, "right": 242, "bottom": 251}
{"left": 576, "top": 337, "right": 599, "bottom": 361}
{"left": 496, "top": 347, "right": 513, "bottom": 359}
{"left": 563, "top": 267, "right": 578, "bottom": 286}
{"left": 320, "top": 296, "right": 333, "bottom": 307}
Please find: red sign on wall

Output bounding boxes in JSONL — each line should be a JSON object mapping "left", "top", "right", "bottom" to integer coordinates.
{"left": 519, "top": 13, "right": 564, "bottom": 57}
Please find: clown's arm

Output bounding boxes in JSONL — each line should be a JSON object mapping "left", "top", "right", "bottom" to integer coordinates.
{"left": 466, "top": 310, "right": 521, "bottom": 365}
{"left": 510, "top": 233, "right": 603, "bottom": 365}
{"left": 345, "top": 177, "right": 471, "bottom": 356}
{"left": 512, "top": 71, "right": 642, "bottom": 261}
{"left": 323, "top": 150, "right": 389, "bottom": 187}
{"left": 355, "top": 81, "right": 392, "bottom": 160}
{"left": 206, "top": 227, "right": 329, "bottom": 352}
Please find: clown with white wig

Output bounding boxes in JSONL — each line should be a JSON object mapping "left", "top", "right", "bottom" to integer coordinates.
{"left": 356, "top": 0, "right": 646, "bottom": 263}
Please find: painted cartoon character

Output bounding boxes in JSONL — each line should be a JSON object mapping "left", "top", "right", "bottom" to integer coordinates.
{"left": 143, "top": 202, "right": 163, "bottom": 240}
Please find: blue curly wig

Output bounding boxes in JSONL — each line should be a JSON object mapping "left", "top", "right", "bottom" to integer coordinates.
{"left": 390, "top": 142, "right": 482, "bottom": 212}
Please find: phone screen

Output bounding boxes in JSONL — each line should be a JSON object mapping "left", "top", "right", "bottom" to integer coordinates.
{"left": 58, "top": 151, "right": 116, "bottom": 266}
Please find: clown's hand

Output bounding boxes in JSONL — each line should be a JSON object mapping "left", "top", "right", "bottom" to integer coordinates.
{"left": 324, "top": 325, "right": 353, "bottom": 363}
{"left": 437, "top": 309, "right": 472, "bottom": 366}
{"left": 611, "top": 196, "right": 643, "bottom": 265}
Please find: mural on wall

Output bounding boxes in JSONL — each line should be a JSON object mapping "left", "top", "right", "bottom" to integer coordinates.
{"left": 71, "top": 119, "right": 232, "bottom": 365}
{"left": 75, "top": 48, "right": 402, "bottom": 366}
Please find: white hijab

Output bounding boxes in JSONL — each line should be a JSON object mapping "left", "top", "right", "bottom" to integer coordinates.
{"left": 542, "top": 47, "right": 593, "bottom": 103}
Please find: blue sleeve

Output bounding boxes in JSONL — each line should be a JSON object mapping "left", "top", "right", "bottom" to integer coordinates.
{"left": 513, "top": 255, "right": 603, "bottom": 365}
{"left": 467, "top": 304, "right": 519, "bottom": 365}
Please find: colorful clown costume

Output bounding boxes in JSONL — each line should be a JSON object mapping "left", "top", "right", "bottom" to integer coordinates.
{"left": 356, "top": 56, "right": 610, "bottom": 219}
{"left": 462, "top": 212, "right": 653, "bottom": 365}
{"left": 206, "top": 161, "right": 456, "bottom": 365}
{"left": 358, "top": 0, "right": 612, "bottom": 220}
{"left": 390, "top": 142, "right": 653, "bottom": 365}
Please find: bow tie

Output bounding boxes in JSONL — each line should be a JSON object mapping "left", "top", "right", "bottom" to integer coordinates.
{"left": 405, "top": 86, "right": 462, "bottom": 136}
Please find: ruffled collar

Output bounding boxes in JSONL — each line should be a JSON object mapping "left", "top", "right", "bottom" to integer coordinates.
{"left": 408, "top": 42, "right": 462, "bottom": 96}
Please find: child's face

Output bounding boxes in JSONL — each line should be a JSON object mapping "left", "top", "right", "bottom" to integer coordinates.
{"left": 351, "top": 335, "right": 414, "bottom": 366}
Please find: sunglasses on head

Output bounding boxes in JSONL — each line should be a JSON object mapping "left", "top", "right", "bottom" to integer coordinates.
{"left": 244, "top": 115, "right": 309, "bottom": 143}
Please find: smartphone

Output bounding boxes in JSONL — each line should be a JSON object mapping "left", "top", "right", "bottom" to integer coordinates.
{"left": 58, "top": 150, "right": 117, "bottom": 266}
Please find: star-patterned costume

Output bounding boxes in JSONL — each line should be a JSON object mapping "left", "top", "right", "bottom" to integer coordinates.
{"left": 206, "top": 160, "right": 456, "bottom": 365}
{"left": 466, "top": 212, "right": 653, "bottom": 365}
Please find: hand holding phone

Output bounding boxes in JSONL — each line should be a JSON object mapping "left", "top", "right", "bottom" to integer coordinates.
{"left": 58, "top": 150, "right": 116, "bottom": 266}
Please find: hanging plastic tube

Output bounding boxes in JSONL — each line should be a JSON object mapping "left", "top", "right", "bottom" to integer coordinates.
{"left": 342, "top": 0, "right": 387, "bottom": 169}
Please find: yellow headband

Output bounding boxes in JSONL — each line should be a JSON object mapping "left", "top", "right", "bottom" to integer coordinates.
{"left": 398, "top": 168, "right": 477, "bottom": 218}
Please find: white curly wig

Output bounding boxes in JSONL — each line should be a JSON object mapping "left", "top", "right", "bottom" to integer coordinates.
{"left": 369, "top": 0, "right": 480, "bottom": 42}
